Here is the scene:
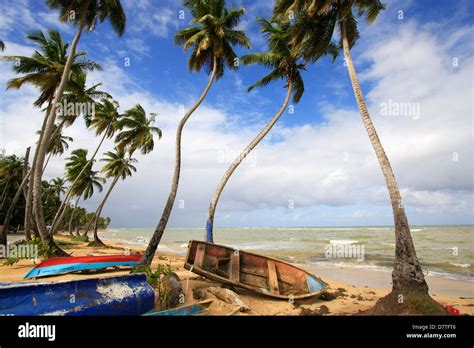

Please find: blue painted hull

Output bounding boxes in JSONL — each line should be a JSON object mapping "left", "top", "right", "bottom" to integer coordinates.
{"left": 144, "top": 303, "right": 209, "bottom": 316}
{"left": 24, "top": 261, "right": 139, "bottom": 279}
{"left": 0, "top": 274, "right": 155, "bottom": 316}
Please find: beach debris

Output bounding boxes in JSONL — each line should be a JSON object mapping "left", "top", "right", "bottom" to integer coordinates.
{"left": 206, "top": 287, "right": 249, "bottom": 311}
{"left": 299, "top": 305, "right": 330, "bottom": 316}
{"left": 192, "top": 286, "right": 249, "bottom": 312}
{"left": 445, "top": 305, "right": 461, "bottom": 316}
{"left": 317, "top": 288, "right": 347, "bottom": 301}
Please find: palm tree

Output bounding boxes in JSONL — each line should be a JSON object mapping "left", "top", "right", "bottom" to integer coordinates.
{"left": 50, "top": 99, "right": 122, "bottom": 236}
{"left": 64, "top": 149, "right": 105, "bottom": 236}
{"left": 61, "top": 71, "right": 112, "bottom": 127}
{"left": 83, "top": 103, "right": 160, "bottom": 236}
{"left": 115, "top": 104, "right": 162, "bottom": 155}
{"left": 1, "top": 29, "right": 100, "bottom": 254}
{"left": 38, "top": 124, "right": 73, "bottom": 172}
{"left": 89, "top": 147, "right": 137, "bottom": 246}
{"left": 139, "top": 0, "right": 251, "bottom": 268}
{"left": 0, "top": 155, "right": 24, "bottom": 249}
{"left": 205, "top": 19, "right": 309, "bottom": 243}
{"left": 50, "top": 177, "right": 67, "bottom": 200}
{"left": 274, "top": 0, "right": 437, "bottom": 312}
{"left": 31, "top": 0, "right": 126, "bottom": 255}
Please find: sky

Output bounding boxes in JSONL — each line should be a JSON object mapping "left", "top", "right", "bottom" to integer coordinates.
{"left": 0, "top": 0, "right": 473, "bottom": 228}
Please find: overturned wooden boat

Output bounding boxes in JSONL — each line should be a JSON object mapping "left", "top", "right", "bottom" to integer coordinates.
{"left": 184, "top": 240, "right": 327, "bottom": 300}
{"left": 24, "top": 254, "right": 142, "bottom": 279}
{"left": 0, "top": 274, "right": 155, "bottom": 316}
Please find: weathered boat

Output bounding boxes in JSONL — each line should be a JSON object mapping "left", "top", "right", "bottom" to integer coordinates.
{"left": 184, "top": 240, "right": 327, "bottom": 300}
{"left": 0, "top": 274, "right": 154, "bottom": 316}
{"left": 24, "top": 254, "right": 142, "bottom": 279}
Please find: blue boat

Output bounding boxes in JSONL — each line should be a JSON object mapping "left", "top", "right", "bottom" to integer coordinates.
{"left": 144, "top": 301, "right": 212, "bottom": 316}
{"left": 0, "top": 274, "right": 155, "bottom": 316}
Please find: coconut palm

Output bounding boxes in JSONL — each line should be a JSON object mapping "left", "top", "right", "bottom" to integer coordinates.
{"left": 32, "top": 0, "right": 126, "bottom": 255}
{"left": 1, "top": 29, "right": 100, "bottom": 254}
{"left": 205, "top": 19, "right": 310, "bottom": 243}
{"left": 89, "top": 147, "right": 137, "bottom": 246}
{"left": 50, "top": 99, "right": 122, "bottom": 236}
{"left": 139, "top": 0, "right": 251, "bottom": 268}
{"left": 115, "top": 104, "right": 162, "bottom": 155}
{"left": 0, "top": 155, "right": 24, "bottom": 249}
{"left": 274, "top": 0, "right": 436, "bottom": 312}
{"left": 38, "top": 124, "right": 73, "bottom": 172}
{"left": 65, "top": 149, "right": 105, "bottom": 236}
{"left": 50, "top": 177, "right": 67, "bottom": 200}
{"left": 61, "top": 71, "right": 112, "bottom": 127}
{"left": 83, "top": 104, "right": 160, "bottom": 237}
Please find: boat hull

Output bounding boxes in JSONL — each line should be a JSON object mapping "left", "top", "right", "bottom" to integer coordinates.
{"left": 24, "top": 255, "right": 142, "bottom": 279}
{"left": 184, "top": 240, "right": 327, "bottom": 300}
{"left": 0, "top": 274, "right": 154, "bottom": 316}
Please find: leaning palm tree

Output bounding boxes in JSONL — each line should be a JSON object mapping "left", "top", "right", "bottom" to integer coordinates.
{"left": 1, "top": 29, "right": 100, "bottom": 254}
{"left": 50, "top": 98, "right": 122, "bottom": 236}
{"left": 61, "top": 71, "right": 112, "bottom": 127}
{"left": 139, "top": 0, "right": 251, "bottom": 268}
{"left": 89, "top": 147, "right": 137, "bottom": 246}
{"left": 64, "top": 149, "right": 105, "bottom": 236}
{"left": 0, "top": 155, "right": 24, "bottom": 249}
{"left": 83, "top": 104, "right": 160, "bottom": 236}
{"left": 274, "top": 0, "right": 439, "bottom": 313}
{"left": 205, "top": 19, "right": 309, "bottom": 243}
{"left": 115, "top": 104, "right": 162, "bottom": 155}
{"left": 32, "top": 0, "right": 126, "bottom": 254}
{"left": 38, "top": 124, "right": 73, "bottom": 172}
{"left": 50, "top": 177, "right": 67, "bottom": 200}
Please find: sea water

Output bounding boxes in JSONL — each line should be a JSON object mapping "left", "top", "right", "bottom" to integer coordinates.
{"left": 99, "top": 225, "right": 474, "bottom": 282}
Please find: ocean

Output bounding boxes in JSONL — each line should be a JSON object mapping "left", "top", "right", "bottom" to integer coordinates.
{"left": 99, "top": 225, "right": 474, "bottom": 283}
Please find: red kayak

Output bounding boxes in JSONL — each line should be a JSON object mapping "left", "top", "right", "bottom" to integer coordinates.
{"left": 24, "top": 254, "right": 142, "bottom": 279}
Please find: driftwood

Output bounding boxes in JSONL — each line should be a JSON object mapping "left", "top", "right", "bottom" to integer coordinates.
{"left": 194, "top": 286, "right": 249, "bottom": 312}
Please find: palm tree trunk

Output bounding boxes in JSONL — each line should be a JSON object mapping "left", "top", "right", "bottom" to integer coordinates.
{"left": 68, "top": 197, "right": 80, "bottom": 236}
{"left": 50, "top": 127, "right": 109, "bottom": 236}
{"left": 205, "top": 81, "right": 293, "bottom": 243}
{"left": 340, "top": 17, "right": 428, "bottom": 293}
{"left": 25, "top": 99, "right": 52, "bottom": 241}
{"left": 0, "top": 182, "right": 9, "bottom": 211}
{"left": 42, "top": 119, "right": 65, "bottom": 175}
{"left": 21, "top": 147, "right": 31, "bottom": 240}
{"left": 138, "top": 55, "right": 218, "bottom": 268}
{"left": 92, "top": 174, "right": 120, "bottom": 245}
{"left": 1, "top": 170, "right": 31, "bottom": 248}
{"left": 32, "top": 1, "right": 89, "bottom": 257}
{"left": 42, "top": 153, "right": 52, "bottom": 174}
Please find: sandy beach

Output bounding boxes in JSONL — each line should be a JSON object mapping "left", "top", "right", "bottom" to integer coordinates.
{"left": 1, "top": 234, "right": 472, "bottom": 316}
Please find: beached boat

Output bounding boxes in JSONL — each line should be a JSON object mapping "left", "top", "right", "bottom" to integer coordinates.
{"left": 0, "top": 274, "right": 154, "bottom": 316}
{"left": 24, "top": 254, "right": 142, "bottom": 279}
{"left": 184, "top": 240, "right": 327, "bottom": 300}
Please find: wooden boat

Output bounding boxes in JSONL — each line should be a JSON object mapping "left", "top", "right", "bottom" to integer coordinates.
{"left": 24, "top": 254, "right": 142, "bottom": 279}
{"left": 184, "top": 240, "right": 328, "bottom": 300}
{"left": 0, "top": 274, "right": 155, "bottom": 316}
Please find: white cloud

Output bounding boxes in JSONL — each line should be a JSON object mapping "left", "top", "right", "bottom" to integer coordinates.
{"left": 0, "top": 10, "right": 472, "bottom": 228}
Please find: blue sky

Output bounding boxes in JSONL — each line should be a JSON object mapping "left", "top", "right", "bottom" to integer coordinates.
{"left": 0, "top": 0, "right": 473, "bottom": 228}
